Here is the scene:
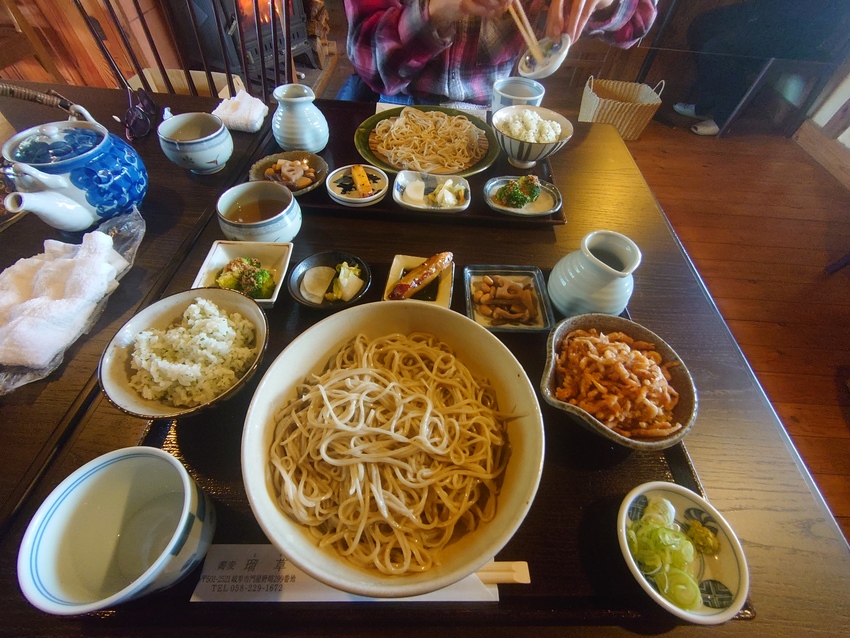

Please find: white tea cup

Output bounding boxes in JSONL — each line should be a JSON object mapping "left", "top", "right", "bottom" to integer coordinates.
{"left": 492, "top": 77, "right": 545, "bottom": 111}
{"left": 18, "top": 447, "right": 216, "bottom": 615}
{"left": 158, "top": 112, "right": 233, "bottom": 174}
{"left": 217, "top": 180, "right": 302, "bottom": 243}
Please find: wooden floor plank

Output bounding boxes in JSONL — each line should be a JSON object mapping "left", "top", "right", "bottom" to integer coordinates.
{"left": 775, "top": 403, "right": 850, "bottom": 438}
{"left": 627, "top": 120, "right": 850, "bottom": 543}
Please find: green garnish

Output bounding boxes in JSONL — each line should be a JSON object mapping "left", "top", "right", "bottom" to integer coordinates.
{"left": 685, "top": 520, "right": 720, "bottom": 556}
{"left": 215, "top": 257, "right": 275, "bottom": 299}
{"left": 627, "top": 497, "right": 702, "bottom": 611}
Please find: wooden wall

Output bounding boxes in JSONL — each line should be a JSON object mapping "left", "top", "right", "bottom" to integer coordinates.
{"left": 0, "top": 1, "right": 177, "bottom": 90}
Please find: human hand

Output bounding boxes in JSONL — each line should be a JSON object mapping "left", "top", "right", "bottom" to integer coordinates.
{"left": 429, "top": 0, "right": 513, "bottom": 25}
{"left": 545, "top": 0, "right": 616, "bottom": 42}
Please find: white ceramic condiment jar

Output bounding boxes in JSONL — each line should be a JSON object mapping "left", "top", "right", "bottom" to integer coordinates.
{"left": 271, "top": 84, "right": 329, "bottom": 153}
{"left": 547, "top": 230, "right": 642, "bottom": 317}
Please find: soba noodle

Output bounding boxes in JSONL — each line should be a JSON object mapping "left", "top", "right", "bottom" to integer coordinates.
{"left": 269, "top": 332, "right": 509, "bottom": 575}
{"left": 372, "top": 107, "right": 487, "bottom": 173}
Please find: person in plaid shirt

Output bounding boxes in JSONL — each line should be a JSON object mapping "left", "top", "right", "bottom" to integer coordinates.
{"left": 341, "top": 0, "right": 657, "bottom": 106}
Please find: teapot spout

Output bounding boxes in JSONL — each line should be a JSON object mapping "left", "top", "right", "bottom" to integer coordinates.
{"left": 4, "top": 191, "right": 97, "bottom": 232}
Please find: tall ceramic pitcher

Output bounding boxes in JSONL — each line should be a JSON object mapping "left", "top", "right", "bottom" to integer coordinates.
{"left": 547, "top": 230, "right": 642, "bottom": 317}
{"left": 271, "top": 84, "right": 329, "bottom": 153}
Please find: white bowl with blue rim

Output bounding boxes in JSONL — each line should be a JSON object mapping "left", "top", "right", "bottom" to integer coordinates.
{"left": 492, "top": 77, "right": 545, "bottom": 111}
{"left": 617, "top": 481, "right": 749, "bottom": 624}
{"left": 18, "top": 446, "right": 216, "bottom": 615}
{"left": 157, "top": 112, "right": 233, "bottom": 174}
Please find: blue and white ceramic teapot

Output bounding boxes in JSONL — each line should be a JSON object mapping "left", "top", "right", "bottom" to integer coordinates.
{"left": 1, "top": 104, "right": 148, "bottom": 232}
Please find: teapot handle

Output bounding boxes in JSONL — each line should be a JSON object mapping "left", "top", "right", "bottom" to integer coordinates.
{"left": 0, "top": 83, "right": 102, "bottom": 126}
{"left": 0, "top": 83, "right": 72, "bottom": 111}
{"left": 69, "top": 104, "right": 98, "bottom": 124}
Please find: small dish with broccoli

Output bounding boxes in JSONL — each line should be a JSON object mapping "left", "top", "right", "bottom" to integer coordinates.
{"left": 191, "top": 240, "right": 291, "bottom": 308}
{"left": 484, "top": 175, "right": 561, "bottom": 217}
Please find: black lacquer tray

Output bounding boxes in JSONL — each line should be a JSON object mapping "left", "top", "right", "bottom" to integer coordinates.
{"left": 104, "top": 265, "right": 753, "bottom": 632}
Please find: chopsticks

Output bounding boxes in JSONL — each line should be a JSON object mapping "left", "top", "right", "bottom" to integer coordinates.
{"left": 475, "top": 560, "right": 531, "bottom": 584}
{"left": 508, "top": 0, "right": 544, "bottom": 65}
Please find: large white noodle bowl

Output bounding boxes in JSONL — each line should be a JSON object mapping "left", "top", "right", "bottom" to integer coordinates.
{"left": 242, "top": 301, "right": 545, "bottom": 598}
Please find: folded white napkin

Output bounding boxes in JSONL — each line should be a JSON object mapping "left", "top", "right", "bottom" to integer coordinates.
{"left": 212, "top": 89, "right": 269, "bottom": 133}
{"left": 0, "top": 231, "right": 129, "bottom": 369}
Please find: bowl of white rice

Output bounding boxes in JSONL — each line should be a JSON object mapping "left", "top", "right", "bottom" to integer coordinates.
{"left": 491, "top": 105, "right": 573, "bottom": 169}
{"left": 98, "top": 288, "right": 268, "bottom": 419}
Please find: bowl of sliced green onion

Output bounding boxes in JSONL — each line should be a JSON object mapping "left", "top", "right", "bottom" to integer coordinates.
{"left": 617, "top": 481, "right": 750, "bottom": 625}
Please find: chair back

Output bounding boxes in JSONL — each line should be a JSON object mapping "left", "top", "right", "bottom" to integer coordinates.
{"left": 72, "top": 0, "right": 294, "bottom": 102}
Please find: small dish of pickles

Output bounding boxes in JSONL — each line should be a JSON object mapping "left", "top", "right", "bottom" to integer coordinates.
{"left": 392, "top": 171, "right": 470, "bottom": 213}
{"left": 249, "top": 151, "right": 329, "bottom": 196}
{"left": 287, "top": 251, "right": 371, "bottom": 310}
{"left": 463, "top": 265, "right": 554, "bottom": 332}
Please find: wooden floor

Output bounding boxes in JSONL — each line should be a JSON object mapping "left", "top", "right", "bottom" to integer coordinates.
{"left": 313, "top": 10, "right": 850, "bottom": 542}
{"left": 626, "top": 118, "right": 850, "bottom": 541}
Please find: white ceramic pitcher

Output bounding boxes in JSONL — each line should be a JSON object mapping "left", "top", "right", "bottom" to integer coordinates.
{"left": 271, "top": 84, "right": 329, "bottom": 153}
{"left": 547, "top": 230, "right": 642, "bottom": 317}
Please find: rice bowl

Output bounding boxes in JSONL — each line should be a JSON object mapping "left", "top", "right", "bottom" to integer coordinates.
{"left": 128, "top": 297, "right": 258, "bottom": 407}
{"left": 99, "top": 288, "right": 268, "bottom": 419}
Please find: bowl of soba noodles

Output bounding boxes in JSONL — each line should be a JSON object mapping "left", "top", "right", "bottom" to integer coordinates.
{"left": 242, "top": 301, "right": 545, "bottom": 598}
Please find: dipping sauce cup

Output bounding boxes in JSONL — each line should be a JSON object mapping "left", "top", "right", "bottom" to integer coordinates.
{"left": 492, "top": 77, "right": 545, "bottom": 112}
{"left": 217, "top": 180, "right": 302, "bottom": 243}
{"left": 17, "top": 447, "right": 215, "bottom": 615}
{"left": 157, "top": 112, "right": 233, "bottom": 174}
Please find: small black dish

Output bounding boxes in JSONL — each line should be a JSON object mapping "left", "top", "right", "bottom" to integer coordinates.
{"left": 288, "top": 251, "right": 371, "bottom": 310}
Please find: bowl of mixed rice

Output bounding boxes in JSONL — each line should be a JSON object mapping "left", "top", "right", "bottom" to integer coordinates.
{"left": 98, "top": 288, "right": 268, "bottom": 419}
{"left": 491, "top": 105, "right": 573, "bottom": 169}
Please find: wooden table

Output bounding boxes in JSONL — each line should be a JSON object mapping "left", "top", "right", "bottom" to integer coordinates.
{"left": 1, "top": 88, "right": 849, "bottom": 637}
{"left": 0, "top": 83, "right": 271, "bottom": 533}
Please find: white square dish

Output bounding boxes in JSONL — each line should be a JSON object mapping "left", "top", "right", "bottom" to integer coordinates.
{"left": 191, "top": 240, "right": 292, "bottom": 307}
{"left": 383, "top": 254, "right": 454, "bottom": 308}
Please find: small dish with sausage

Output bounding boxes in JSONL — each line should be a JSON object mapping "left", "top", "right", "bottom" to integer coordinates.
{"left": 383, "top": 252, "right": 454, "bottom": 308}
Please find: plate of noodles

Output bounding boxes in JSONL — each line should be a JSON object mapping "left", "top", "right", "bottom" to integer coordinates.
{"left": 354, "top": 106, "right": 500, "bottom": 177}
{"left": 242, "top": 301, "right": 545, "bottom": 598}
{"left": 540, "top": 313, "right": 697, "bottom": 451}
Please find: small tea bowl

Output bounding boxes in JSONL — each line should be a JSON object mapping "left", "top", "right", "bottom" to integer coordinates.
{"left": 217, "top": 180, "right": 302, "bottom": 243}
{"left": 18, "top": 447, "right": 216, "bottom": 615}
{"left": 492, "top": 77, "right": 545, "bottom": 112}
{"left": 157, "top": 112, "right": 233, "bottom": 174}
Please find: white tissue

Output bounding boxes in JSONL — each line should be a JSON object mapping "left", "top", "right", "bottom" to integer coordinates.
{"left": 0, "top": 231, "right": 127, "bottom": 369}
{"left": 212, "top": 89, "right": 269, "bottom": 133}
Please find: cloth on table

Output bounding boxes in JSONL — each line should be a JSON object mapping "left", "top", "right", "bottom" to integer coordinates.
{"left": 0, "top": 231, "right": 130, "bottom": 369}
{"left": 212, "top": 89, "right": 269, "bottom": 133}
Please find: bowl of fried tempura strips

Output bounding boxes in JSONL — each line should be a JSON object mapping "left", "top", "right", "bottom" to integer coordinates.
{"left": 540, "top": 314, "right": 697, "bottom": 451}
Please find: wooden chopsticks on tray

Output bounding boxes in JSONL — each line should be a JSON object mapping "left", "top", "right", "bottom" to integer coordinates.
{"left": 475, "top": 560, "right": 531, "bottom": 584}
{"left": 508, "top": 0, "right": 544, "bottom": 65}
